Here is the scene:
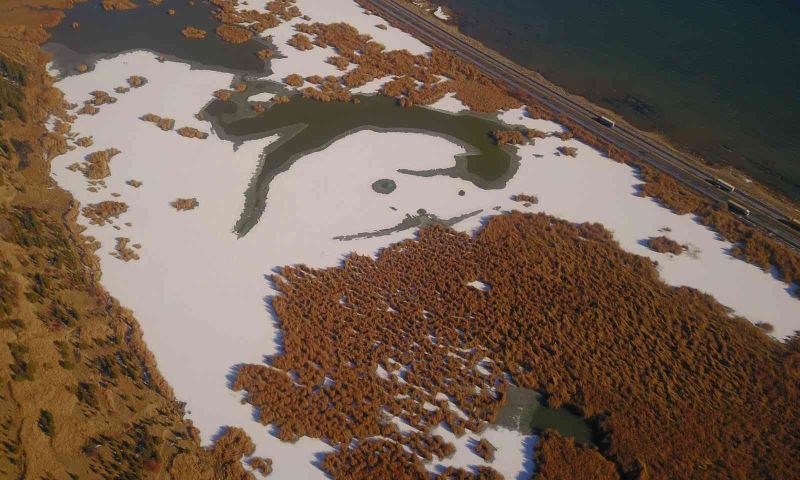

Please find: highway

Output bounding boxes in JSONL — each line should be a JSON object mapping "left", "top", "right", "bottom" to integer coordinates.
{"left": 364, "top": 0, "right": 800, "bottom": 250}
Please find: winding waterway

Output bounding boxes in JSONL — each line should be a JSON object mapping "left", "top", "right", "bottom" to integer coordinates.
{"left": 203, "top": 91, "right": 520, "bottom": 236}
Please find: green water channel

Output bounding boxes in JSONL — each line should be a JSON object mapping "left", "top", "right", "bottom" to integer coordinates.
{"left": 203, "top": 90, "right": 521, "bottom": 236}
{"left": 495, "top": 386, "right": 595, "bottom": 445}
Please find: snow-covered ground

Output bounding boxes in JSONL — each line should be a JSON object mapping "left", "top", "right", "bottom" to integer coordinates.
{"left": 433, "top": 6, "right": 450, "bottom": 21}
{"left": 48, "top": 0, "right": 800, "bottom": 478}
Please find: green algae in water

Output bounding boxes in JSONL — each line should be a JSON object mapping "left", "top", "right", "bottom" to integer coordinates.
{"left": 495, "top": 386, "right": 594, "bottom": 445}
{"left": 203, "top": 92, "right": 522, "bottom": 236}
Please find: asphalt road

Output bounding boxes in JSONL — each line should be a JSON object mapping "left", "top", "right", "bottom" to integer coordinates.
{"left": 365, "top": 0, "right": 800, "bottom": 250}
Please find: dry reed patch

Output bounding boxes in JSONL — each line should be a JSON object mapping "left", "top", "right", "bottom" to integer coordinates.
{"left": 176, "top": 127, "right": 208, "bottom": 139}
{"left": 127, "top": 75, "right": 147, "bottom": 87}
{"left": 288, "top": 32, "right": 314, "bottom": 50}
{"left": 78, "top": 148, "right": 121, "bottom": 180}
{"left": 87, "top": 90, "right": 117, "bottom": 106}
{"left": 474, "top": 438, "right": 496, "bottom": 462}
{"left": 250, "top": 457, "right": 273, "bottom": 476}
{"left": 646, "top": 235, "right": 683, "bottom": 255}
{"left": 170, "top": 198, "right": 199, "bottom": 210}
{"left": 214, "top": 89, "right": 233, "bottom": 101}
{"left": 524, "top": 128, "right": 546, "bottom": 139}
{"left": 101, "top": 0, "right": 138, "bottom": 11}
{"left": 234, "top": 212, "right": 800, "bottom": 478}
{"left": 534, "top": 431, "right": 619, "bottom": 480}
{"left": 285, "top": 22, "right": 521, "bottom": 111}
{"left": 284, "top": 73, "right": 304, "bottom": 87}
{"left": 181, "top": 26, "right": 207, "bottom": 39}
{"left": 77, "top": 103, "right": 98, "bottom": 115}
{"left": 491, "top": 129, "right": 526, "bottom": 146}
{"left": 257, "top": 48, "right": 274, "bottom": 59}
{"left": 111, "top": 237, "right": 139, "bottom": 261}
{"left": 74, "top": 136, "right": 93, "bottom": 147}
{"left": 216, "top": 24, "right": 253, "bottom": 44}
{"left": 140, "top": 113, "right": 175, "bottom": 131}
{"left": 272, "top": 95, "right": 290, "bottom": 104}
{"left": 510, "top": 193, "right": 538, "bottom": 204}
{"left": 556, "top": 146, "right": 578, "bottom": 157}
{"left": 82, "top": 200, "right": 128, "bottom": 226}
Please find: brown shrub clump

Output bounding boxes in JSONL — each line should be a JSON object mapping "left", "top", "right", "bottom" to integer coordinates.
{"left": 82, "top": 200, "right": 128, "bottom": 225}
{"left": 214, "top": 89, "right": 233, "bottom": 101}
{"left": 78, "top": 148, "right": 121, "bottom": 179}
{"left": 176, "top": 127, "right": 209, "bottom": 139}
{"left": 287, "top": 22, "right": 521, "bottom": 112}
{"left": 525, "top": 128, "right": 546, "bottom": 139}
{"left": 101, "top": 0, "right": 139, "bottom": 11}
{"left": 181, "top": 26, "right": 207, "bottom": 39}
{"left": 474, "top": 438, "right": 496, "bottom": 462}
{"left": 511, "top": 193, "right": 538, "bottom": 204}
{"left": 557, "top": 146, "right": 578, "bottom": 157}
{"left": 288, "top": 32, "right": 314, "bottom": 50}
{"left": 322, "top": 440, "right": 430, "bottom": 480}
{"left": 250, "top": 457, "right": 273, "bottom": 476}
{"left": 111, "top": 237, "right": 140, "bottom": 262}
{"left": 284, "top": 73, "right": 304, "bottom": 87}
{"left": 646, "top": 235, "right": 684, "bottom": 255}
{"left": 250, "top": 102, "right": 266, "bottom": 113}
{"left": 257, "top": 48, "right": 274, "bottom": 59}
{"left": 74, "top": 136, "right": 93, "bottom": 147}
{"left": 77, "top": 103, "right": 98, "bottom": 115}
{"left": 272, "top": 95, "right": 290, "bottom": 104}
{"left": 140, "top": 113, "right": 175, "bottom": 131}
{"left": 216, "top": 24, "right": 253, "bottom": 44}
{"left": 126, "top": 179, "right": 143, "bottom": 188}
{"left": 300, "top": 77, "right": 352, "bottom": 103}
{"left": 127, "top": 75, "right": 147, "bottom": 87}
{"left": 114, "top": 86, "right": 130, "bottom": 94}
{"left": 756, "top": 321, "right": 775, "bottom": 333}
{"left": 167, "top": 8, "right": 176, "bottom": 15}
{"left": 491, "top": 129, "right": 526, "bottom": 146}
{"left": 328, "top": 55, "right": 350, "bottom": 70}
{"left": 306, "top": 74, "right": 324, "bottom": 84}
{"left": 170, "top": 198, "right": 199, "bottom": 210}
{"left": 535, "top": 431, "right": 620, "bottom": 480}
{"left": 554, "top": 129, "right": 574, "bottom": 141}
{"left": 235, "top": 212, "right": 800, "bottom": 478}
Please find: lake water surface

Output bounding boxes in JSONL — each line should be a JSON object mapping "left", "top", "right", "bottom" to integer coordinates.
{"left": 439, "top": 0, "right": 800, "bottom": 200}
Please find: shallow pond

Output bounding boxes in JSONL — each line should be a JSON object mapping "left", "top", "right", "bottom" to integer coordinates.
{"left": 495, "top": 386, "right": 595, "bottom": 445}
{"left": 46, "top": 0, "right": 272, "bottom": 76}
{"left": 203, "top": 91, "right": 520, "bottom": 236}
